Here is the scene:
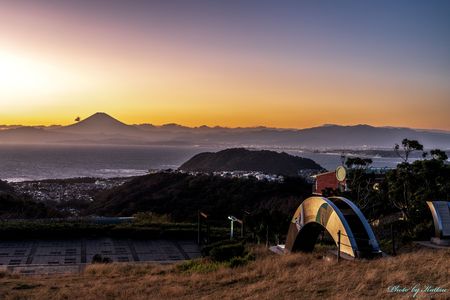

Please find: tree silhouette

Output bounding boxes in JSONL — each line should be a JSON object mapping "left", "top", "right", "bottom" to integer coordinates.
{"left": 430, "top": 149, "right": 448, "bottom": 161}
{"left": 394, "top": 139, "right": 424, "bottom": 163}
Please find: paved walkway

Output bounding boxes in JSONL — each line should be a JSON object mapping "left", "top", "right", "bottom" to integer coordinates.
{"left": 0, "top": 239, "right": 200, "bottom": 274}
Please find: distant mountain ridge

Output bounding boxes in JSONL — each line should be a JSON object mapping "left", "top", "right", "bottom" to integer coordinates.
{"left": 179, "top": 148, "right": 324, "bottom": 176}
{"left": 0, "top": 112, "right": 449, "bottom": 149}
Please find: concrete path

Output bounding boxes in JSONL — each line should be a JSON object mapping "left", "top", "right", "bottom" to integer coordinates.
{"left": 0, "top": 239, "right": 200, "bottom": 275}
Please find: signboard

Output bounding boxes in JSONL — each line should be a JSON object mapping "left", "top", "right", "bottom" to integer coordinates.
{"left": 336, "top": 166, "right": 346, "bottom": 182}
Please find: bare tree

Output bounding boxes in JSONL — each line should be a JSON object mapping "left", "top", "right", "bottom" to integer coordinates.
{"left": 345, "top": 157, "right": 373, "bottom": 209}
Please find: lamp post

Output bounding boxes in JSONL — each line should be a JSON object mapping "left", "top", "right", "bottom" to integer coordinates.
{"left": 198, "top": 211, "right": 209, "bottom": 245}
{"left": 228, "top": 216, "right": 243, "bottom": 240}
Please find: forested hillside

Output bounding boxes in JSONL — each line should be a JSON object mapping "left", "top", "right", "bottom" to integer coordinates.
{"left": 89, "top": 172, "right": 312, "bottom": 221}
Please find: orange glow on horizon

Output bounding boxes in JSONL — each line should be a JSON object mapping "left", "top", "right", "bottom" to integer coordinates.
{"left": 0, "top": 2, "right": 449, "bottom": 131}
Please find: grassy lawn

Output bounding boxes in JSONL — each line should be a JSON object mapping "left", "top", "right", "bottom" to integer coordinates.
{"left": 0, "top": 245, "right": 448, "bottom": 299}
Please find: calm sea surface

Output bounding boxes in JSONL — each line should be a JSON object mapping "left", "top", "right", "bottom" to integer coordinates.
{"left": 0, "top": 144, "right": 403, "bottom": 182}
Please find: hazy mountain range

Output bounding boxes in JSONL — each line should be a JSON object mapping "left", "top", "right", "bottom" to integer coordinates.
{"left": 0, "top": 112, "right": 449, "bottom": 149}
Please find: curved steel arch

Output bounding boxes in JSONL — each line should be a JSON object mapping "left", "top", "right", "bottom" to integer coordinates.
{"left": 427, "top": 201, "right": 450, "bottom": 245}
{"left": 285, "top": 196, "right": 381, "bottom": 258}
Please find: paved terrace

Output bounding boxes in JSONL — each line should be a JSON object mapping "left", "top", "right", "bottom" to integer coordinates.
{"left": 0, "top": 239, "right": 200, "bottom": 274}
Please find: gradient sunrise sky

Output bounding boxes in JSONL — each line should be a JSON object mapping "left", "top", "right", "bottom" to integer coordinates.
{"left": 0, "top": 0, "right": 449, "bottom": 129}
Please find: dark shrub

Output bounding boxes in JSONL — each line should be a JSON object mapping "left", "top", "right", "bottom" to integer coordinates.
{"left": 92, "top": 254, "right": 112, "bottom": 264}
{"left": 411, "top": 221, "right": 433, "bottom": 240}
{"left": 201, "top": 239, "right": 244, "bottom": 257}
{"left": 228, "top": 255, "right": 252, "bottom": 268}
{"left": 209, "top": 242, "right": 245, "bottom": 262}
{"left": 92, "top": 254, "right": 103, "bottom": 263}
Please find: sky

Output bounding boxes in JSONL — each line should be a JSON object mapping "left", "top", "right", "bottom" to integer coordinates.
{"left": 0, "top": 0, "right": 449, "bottom": 129}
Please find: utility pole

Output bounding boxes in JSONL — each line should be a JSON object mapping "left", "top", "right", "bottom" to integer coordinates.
{"left": 242, "top": 210, "right": 251, "bottom": 240}
{"left": 197, "top": 210, "right": 201, "bottom": 245}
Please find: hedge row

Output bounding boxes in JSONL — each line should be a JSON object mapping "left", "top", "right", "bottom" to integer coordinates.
{"left": 0, "top": 222, "right": 228, "bottom": 240}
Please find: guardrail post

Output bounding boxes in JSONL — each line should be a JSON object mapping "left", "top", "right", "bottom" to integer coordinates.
{"left": 337, "top": 230, "right": 341, "bottom": 262}
{"left": 391, "top": 224, "right": 396, "bottom": 256}
{"left": 197, "top": 210, "right": 201, "bottom": 245}
{"left": 206, "top": 221, "right": 210, "bottom": 244}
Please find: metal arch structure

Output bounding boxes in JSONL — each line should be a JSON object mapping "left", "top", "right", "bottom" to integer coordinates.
{"left": 285, "top": 196, "right": 382, "bottom": 259}
{"left": 426, "top": 201, "right": 450, "bottom": 246}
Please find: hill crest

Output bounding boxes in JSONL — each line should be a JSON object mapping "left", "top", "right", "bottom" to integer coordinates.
{"left": 179, "top": 148, "right": 323, "bottom": 176}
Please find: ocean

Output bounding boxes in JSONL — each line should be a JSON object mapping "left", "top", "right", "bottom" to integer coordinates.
{"left": 0, "top": 144, "right": 404, "bottom": 182}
